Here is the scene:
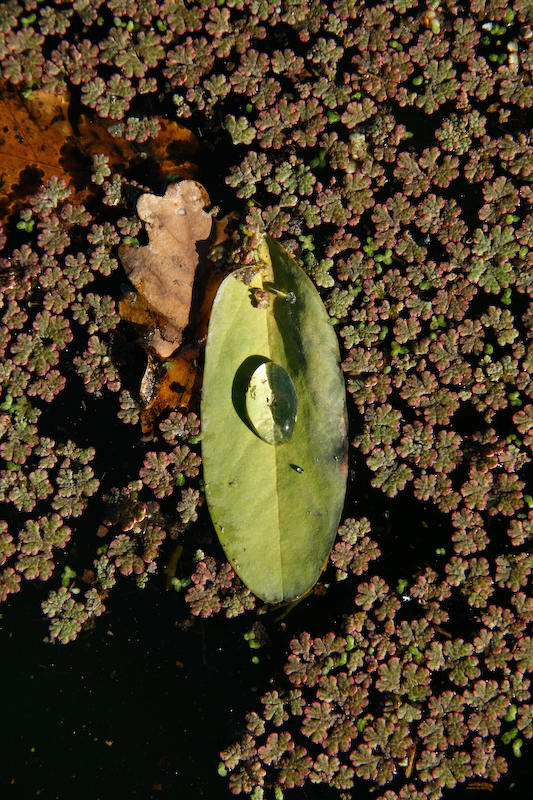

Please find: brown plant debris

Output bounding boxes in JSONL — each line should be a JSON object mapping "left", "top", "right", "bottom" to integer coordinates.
{"left": 119, "top": 180, "right": 231, "bottom": 432}
{"left": 0, "top": 80, "right": 198, "bottom": 222}
{"left": 120, "top": 181, "right": 214, "bottom": 358}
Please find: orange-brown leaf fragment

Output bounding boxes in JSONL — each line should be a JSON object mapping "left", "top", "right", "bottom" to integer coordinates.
{"left": 120, "top": 181, "right": 214, "bottom": 358}
{"left": 138, "top": 347, "right": 199, "bottom": 429}
{"left": 0, "top": 80, "right": 198, "bottom": 223}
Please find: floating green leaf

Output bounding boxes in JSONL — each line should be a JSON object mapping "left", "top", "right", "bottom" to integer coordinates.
{"left": 201, "top": 235, "right": 348, "bottom": 603}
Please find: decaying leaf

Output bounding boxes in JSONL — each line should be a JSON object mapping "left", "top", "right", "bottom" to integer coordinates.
{"left": 119, "top": 180, "right": 231, "bottom": 431}
{"left": 119, "top": 181, "right": 214, "bottom": 358}
{"left": 0, "top": 80, "right": 198, "bottom": 221}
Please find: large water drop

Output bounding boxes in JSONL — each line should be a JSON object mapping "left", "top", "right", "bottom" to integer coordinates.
{"left": 245, "top": 361, "right": 297, "bottom": 445}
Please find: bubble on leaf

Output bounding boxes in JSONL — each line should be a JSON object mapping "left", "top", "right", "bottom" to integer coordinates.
{"left": 245, "top": 361, "right": 297, "bottom": 445}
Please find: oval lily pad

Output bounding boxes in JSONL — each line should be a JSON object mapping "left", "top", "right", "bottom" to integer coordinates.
{"left": 201, "top": 234, "right": 348, "bottom": 603}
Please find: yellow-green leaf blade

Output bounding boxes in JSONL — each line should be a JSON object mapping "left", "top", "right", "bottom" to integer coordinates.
{"left": 201, "top": 235, "right": 347, "bottom": 602}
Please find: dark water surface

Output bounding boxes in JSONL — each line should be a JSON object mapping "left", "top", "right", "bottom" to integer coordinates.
{"left": 1, "top": 579, "right": 531, "bottom": 800}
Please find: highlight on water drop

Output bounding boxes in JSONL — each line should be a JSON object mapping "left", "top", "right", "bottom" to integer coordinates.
{"left": 245, "top": 361, "right": 298, "bottom": 445}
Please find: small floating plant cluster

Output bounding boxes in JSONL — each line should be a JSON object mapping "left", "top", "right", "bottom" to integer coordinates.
{"left": 1, "top": 0, "right": 533, "bottom": 798}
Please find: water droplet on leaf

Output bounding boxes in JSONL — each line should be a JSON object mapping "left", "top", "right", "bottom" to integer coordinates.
{"left": 246, "top": 361, "right": 297, "bottom": 445}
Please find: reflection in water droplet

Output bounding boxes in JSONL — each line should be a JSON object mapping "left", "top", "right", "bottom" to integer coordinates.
{"left": 245, "top": 361, "right": 297, "bottom": 445}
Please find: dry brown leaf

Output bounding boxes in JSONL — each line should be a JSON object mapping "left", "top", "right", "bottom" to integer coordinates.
{"left": 118, "top": 180, "right": 231, "bottom": 432}
{"left": 119, "top": 181, "right": 214, "bottom": 358}
{"left": 0, "top": 80, "right": 198, "bottom": 221}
